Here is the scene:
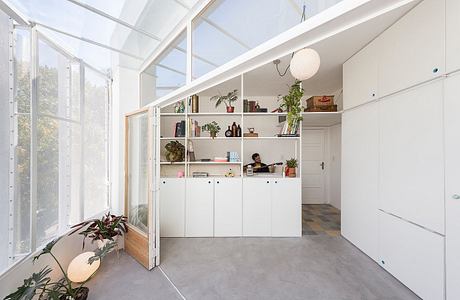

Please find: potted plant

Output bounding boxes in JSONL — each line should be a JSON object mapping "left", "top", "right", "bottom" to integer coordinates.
{"left": 202, "top": 121, "right": 221, "bottom": 139}
{"left": 280, "top": 81, "right": 304, "bottom": 134}
{"left": 4, "top": 237, "right": 115, "bottom": 300}
{"left": 69, "top": 212, "right": 128, "bottom": 250}
{"left": 164, "top": 140, "right": 185, "bottom": 162}
{"left": 210, "top": 89, "right": 238, "bottom": 113}
{"left": 286, "top": 158, "right": 298, "bottom": 178}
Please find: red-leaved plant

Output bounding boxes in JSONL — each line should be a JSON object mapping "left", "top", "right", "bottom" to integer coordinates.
{"left": 69, "top": 212, "right": 128, "bottom": 249}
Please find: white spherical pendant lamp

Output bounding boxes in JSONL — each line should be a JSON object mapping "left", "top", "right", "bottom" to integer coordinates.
{"left": 290, "top": 48, "right": 321, "bottom": 81}
{"left": 67, "top": 252, "right": 100, "bottom": 283}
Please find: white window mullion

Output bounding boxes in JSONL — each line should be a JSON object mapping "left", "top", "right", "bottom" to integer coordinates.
{"left": 8, "top": 17, "right": 15, "bottom": 264}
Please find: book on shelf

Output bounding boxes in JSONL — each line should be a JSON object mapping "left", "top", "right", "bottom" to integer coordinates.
{"left": 278, "top": 120, "right": 300, "bottom": 137}
{"left": 188, "top": 119, "right": 201, "bottom": 137}
{"left": 174, "top": 120, "right": 186, "bottom": 137}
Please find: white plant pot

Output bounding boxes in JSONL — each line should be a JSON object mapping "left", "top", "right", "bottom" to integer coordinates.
{"left": 96, "top": 236, "right": 118, "bottom": 249}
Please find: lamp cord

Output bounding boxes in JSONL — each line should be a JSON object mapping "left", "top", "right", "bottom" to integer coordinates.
{"left": 275, "top": 2, "right": 307, "bottom": 77}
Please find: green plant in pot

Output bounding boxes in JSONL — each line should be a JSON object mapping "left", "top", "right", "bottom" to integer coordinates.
{"left": 4, "top": 237, "right": 115, "bottom": 300}
{"left": 69, "top": 212, "right": 128, "bottom": 250}
{"left": 210, "top": 89, "right": 238, "bottom": 113}
{"left": 280, "top": 80, "right": 304, "bottom": 134}
{"left": 164, "top": 140, "right": 185, "bottom": 162}
{"left": 202, "top": 121, "right": 221, "bottom": 139}
{"left": 286, "top": 158, "right": 298, "bottom": 178}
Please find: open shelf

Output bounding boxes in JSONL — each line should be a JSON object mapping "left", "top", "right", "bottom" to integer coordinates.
{"left": 187, "top": 112, "right": 242, "bottom": 116}
{"left": 188, "top": 161, "right": 241, "bottom": 165}
{"left": 160, "top": 161, "right": 186, "bottom": 165}
{"left": 160, "top": 137, "right": 185, "bottom": 140}
{"left": 160, "top": 113, "right": 186, "bottom": 116}
{"left": 243, "top": 136, "right": 299, "bottom": 140}
{"left": 243, "top": 112, "right": 287, "bottom": 116}
{"left": 188, "top": 137, "right": 242, "bottom": 140}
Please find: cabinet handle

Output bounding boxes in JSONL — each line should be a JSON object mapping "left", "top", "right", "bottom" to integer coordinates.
{"left": 453, "top": 194, "right": 460, "bottom": 200}
{"left": 433, "top": 68, "right": 439, "bottom": 73}
{"left": 208, "top": 181, "right": 211, "bottom": 184}
{"left": 217, "top": 181, "right": 220, "bottom": 184}
{"left": 162, "top": 181, "right": 165, "bottom": 184}
{"left": 275, "top": 181, "right": 278, "bottom": 184}
{"left": 372, "top": 93, "right": 376, "bottom": 97}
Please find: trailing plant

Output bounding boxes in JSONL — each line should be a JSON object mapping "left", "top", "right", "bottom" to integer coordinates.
{"left": 202, "top": 121, "right": 221, "bottom": 136}
{"left": 280, "top": 80, "right": 304, "bottom": 131}
{"left": 69, "top": 212, "right": 127, "bottom": 249}
{"left": 210, "top": 89, "right": 238, "bottom": 108}
{"left": 286, "top": 158, "right": 298, "bottom": 168}
{"left": 164, "top": 140, "right": 185, "bottom": 162}
{"left": 4, "top": 237, "right": 115, "bottom": 300}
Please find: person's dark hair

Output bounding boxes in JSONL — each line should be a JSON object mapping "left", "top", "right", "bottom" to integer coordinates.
{"left": 252, "top": 153, "right": 260, "bottom": 161}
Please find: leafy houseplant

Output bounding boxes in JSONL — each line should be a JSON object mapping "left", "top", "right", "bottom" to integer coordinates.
{"left": 164, "top": 140, "right": 185, "bottom": 162}
{"left": 280, "top": 81, "right": 304, "bottom": 134}
{"left": 286, "top": 158, "right": 298, "bottom": 178}
{"left": 202, "top": 121, "right": 221, "bottom": 139}
{"left": 69, "top": 212, "right": 128, "bottom": 250}
{"left": 4, "top": 237, "right": 115, "bottom": 300}
{"left": 210, "top": 89, "right": 238, "bottom": 113}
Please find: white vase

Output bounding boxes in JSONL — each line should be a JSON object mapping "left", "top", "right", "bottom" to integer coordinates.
{"left": 96, "top": 236, "right": 118, "bottom": 249}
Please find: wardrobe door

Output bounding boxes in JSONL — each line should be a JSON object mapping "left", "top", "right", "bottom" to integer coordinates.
{"left": 378, "top": 0, "right": 445, "bottom": 97}
{"left": 341, "top": 103, "right": 379, "bottom": 261}
{"left": 160, "top": 178, "right": 185, "bottom": 237}
{"left": 446, "top": 0, "right": 460, "bottom": 73}
{"left": 379, "top": 80, "right": 444, "bottom": 234}
{"left": 445, "top": 73, "right": 460, "bottom": 299}
{"left": 271, "top": 178, "right": 301, "bottom": 237}
{"left": 185, "top": 178, "right": 214, "bottom": 237}
{"left": 243, "top": 178, "right": 271, "bottom": 237}
{"left": 214, "top": 178, "right": 242, "bottom": 237}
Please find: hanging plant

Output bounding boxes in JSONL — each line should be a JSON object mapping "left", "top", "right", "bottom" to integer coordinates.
{"left": 280, "top": 80, "right": 304, "bottom": 133}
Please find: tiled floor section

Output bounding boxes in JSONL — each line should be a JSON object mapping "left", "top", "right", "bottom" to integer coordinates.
{"left": 303, "top": 204, "right": 341, "bottom": 236}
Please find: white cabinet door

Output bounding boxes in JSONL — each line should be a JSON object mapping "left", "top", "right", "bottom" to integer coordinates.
{"left": 271, "top": 178, "right": 301, "bottom": 237}
{"left": 378, "top": 0, "right": 445, "bottom": 97}
{"left": 446, "top": 0, "right": 460, "bottom": 73}
{"left": 445, "top": 73, "right": 460, "bottom": 300}
{"left": 243, "top": 178, "right": 271, "bottom": 236}
{"left": 186, "top": 178, "right": 214, "bottom": 237}
{"left": 341, "top": 103, "right": 379, "bottom": 261}
{"left": 214, "top": 178, "right": 242, "bottom": 237}
{"left": 160, "top": 178, "right": 185, "bottom": 237}
{"left": 379, "top": 80, "right": 444, "bottom": 234}
{"left": 343, "top": 38, "right": 379, "bottom": 110}
{"left": 379, "top": 211, "right": 445, "bottom": 300}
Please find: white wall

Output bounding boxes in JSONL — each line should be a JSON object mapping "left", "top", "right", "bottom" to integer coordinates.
{"left": 328, "top": 124, "right": 341, "bottom": 209}
{"left": 110, "top": 66, "right": 140, "bottom": 216}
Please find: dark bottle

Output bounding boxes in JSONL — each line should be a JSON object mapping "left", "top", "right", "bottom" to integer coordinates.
{"left": 236, "top": 125, "right": 242, "bottom": 137}
{"left": 231, "top": 122, "right": 237, "bottom": 137}
{"left": 225, "top": 126, "right": 232, "bottom": 137}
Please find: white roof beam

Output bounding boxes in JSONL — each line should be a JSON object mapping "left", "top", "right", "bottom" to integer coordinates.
{"left": 0, "top": 0, "right": 29, "bottom": 25}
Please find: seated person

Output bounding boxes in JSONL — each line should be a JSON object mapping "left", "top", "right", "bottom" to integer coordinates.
{"left": 248, "top": 153, "right": 269, "bottom": 173}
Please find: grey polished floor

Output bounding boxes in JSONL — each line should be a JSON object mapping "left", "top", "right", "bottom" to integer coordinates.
{"left": 87, "top": 236, "right": 419, "bottom": 300}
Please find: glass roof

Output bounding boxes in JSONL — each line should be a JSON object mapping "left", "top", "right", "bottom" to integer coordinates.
{"left": 6, "top": 0, "right": 199, "bottom": 73}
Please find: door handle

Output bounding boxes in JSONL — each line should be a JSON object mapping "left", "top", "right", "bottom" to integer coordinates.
{"left": 320, "top": 162, "right": 325, "bottom": 170}
{"left": 453, "top": 194, "right": 460, "bottom": 200}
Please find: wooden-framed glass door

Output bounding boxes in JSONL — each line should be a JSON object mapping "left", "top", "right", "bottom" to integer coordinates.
{"left": 124, "top": 107, "right": 159, "bottom": 269}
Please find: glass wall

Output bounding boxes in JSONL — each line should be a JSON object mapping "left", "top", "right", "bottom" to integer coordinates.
{"left": 192, "top": 0, "right": 342, "bottom": 78}
{"left": 141, "top": 30, "right": 186, "bottom": 106}
{"left": 1, "top": 25, "right": 111, "bottom": 274}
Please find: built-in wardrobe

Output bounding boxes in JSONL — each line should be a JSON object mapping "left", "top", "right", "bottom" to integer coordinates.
{"left": 341, "top": 0, "right": 460, "bottom": 299}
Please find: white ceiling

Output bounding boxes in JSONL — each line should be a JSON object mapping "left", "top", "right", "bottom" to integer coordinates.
{"left": 204, "top": 1, "right": 418, "bottom": 98}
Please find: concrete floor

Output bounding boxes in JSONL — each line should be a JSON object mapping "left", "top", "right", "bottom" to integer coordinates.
{"left": 87, "top": 236, "right": 419, "bottom": 300}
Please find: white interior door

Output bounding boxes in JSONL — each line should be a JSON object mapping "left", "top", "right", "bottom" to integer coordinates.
{"left": 302, "top": 129, "right": 326, "bottom": 204}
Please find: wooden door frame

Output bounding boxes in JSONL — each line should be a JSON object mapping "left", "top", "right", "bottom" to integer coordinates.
{"left": 124, "top": 107, "right": 157, "bottom": 269}
{"left": 301, "top": 127, "right": 328, "bottom": 205}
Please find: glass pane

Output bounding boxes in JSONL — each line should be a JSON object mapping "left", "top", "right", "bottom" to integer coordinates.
{"left": 13, "top": 115, "right": 31, "bottom": 256}
{"left": 192, "top": 0, "right": 343, "bottom": 78}
{"left": 141, "top": 31, "right": 186, "bottom": 106}
{"left": 127, "top": 112, "right": 149, "bottom": 234}
{"left": 14, "top": 28, "right": 30, "bottom": 113}
{"left": 36, "top": 116, "right": 59, "bottom": 246}
{"left": 38, "top": 39, "right": 74, "bottom": 120}
{"left": 83, "top": 68, "right": 109, "bottom": 218}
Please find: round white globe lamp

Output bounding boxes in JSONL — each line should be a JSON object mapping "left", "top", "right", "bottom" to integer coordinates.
{"left": 290, "top": 48, "right": 321, "bottom": 81}
{"left": 67, "top": 252, "right": 100, "bottom": 283}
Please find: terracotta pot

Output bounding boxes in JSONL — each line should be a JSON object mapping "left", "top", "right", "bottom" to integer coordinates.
{"left": 287, "top": 167, "right": 296, "bottom": 178}
{"left": 226, "top": 106, "right": 235, "bottom": 113}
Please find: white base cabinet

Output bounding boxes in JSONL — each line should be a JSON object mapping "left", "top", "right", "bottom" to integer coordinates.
{"left": 185, "top": 178, "right": 214, "bottom": 237}
{"left": 272, "top": 179, "right": 301, "bottom": 237}
{"left": 243, "top": 178, "right": 272, "bottom": 236}
{"left": 161, "top": 177, "right": 301, "bottom": 238}
{"left": 243, "top": 178, "right": 301, "bottom": 237}
{"left": 379, "top": 211, "right": 445, "bottom": 300}
{"left": 214, "top": 178, "right": 242, "bottom": 237}
{"left": 160, "top": 178, "right": 185, "bottom": 237}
